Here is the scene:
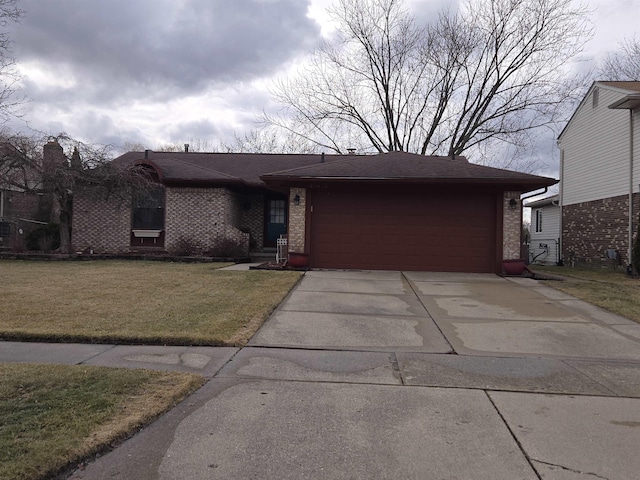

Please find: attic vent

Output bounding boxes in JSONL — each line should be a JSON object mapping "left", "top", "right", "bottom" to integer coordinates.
{"left": 592, "top": 87, "right": 599, "bottom": 108}
{"left": 347, "top": 148, "right": 356, "bottom": 154}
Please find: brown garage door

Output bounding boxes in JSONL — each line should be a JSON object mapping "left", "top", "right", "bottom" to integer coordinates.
{"left": 310, "top": 188, "right": 497, "bottom": 272}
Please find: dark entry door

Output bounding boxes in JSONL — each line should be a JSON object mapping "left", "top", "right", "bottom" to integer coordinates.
{"left": 264, "top": 197, "right": 287, "bottom": 247}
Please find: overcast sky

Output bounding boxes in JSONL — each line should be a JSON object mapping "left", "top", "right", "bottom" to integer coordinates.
{"left": 4, "top": 0, "right": 640, "bottom": 177}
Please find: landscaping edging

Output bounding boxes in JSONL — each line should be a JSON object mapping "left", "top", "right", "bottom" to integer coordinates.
{"left": 0, "top": 252, "right": 250, "bottom": 264}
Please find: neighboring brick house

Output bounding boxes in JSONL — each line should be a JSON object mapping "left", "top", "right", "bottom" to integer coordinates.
{"left": 73, "top": 150, "right": 555, "bottom": 272}
{"left": 0, "top": 143, "right": 53, "bottom": 249}
{"left": 558, "top": 81, "right": 640, "bottom": 267}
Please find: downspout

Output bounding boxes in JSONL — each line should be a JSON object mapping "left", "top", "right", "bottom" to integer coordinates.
{"left": 558, "top": 148, "right": 564, "bottom": 265}
{"left": 629, "top": 109, "right": 634, "bottom": 265}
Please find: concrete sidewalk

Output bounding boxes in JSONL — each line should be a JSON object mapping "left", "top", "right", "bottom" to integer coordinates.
{"left": 0, "top": 342, "right": 238, "bottom": 377}
{"left": 3, "top": 270, "right": 640, "bottom": 479}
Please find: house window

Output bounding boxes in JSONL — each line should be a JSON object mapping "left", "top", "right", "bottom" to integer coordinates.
{"left": 0, "top": 221, "right": 9, "bottom": 237}
{"left": 269, "top": 199, "right": 286, "bottom": 224}
{"left": 132, "top": 186, "right": 164, "bottom": 230}
{"left": 535, "top": 209, "right": 543, "bottom": 233}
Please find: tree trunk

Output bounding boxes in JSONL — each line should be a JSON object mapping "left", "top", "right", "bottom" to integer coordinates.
{"left": 57, "top": 194, "right": 72, "bottom": 253}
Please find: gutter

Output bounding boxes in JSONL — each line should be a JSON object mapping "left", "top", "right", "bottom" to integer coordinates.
{"left": 260, "top": 176, "right": 556, "bottom": 192}
{"left": 520, "top": 187, "right": 549, "bottom": 201}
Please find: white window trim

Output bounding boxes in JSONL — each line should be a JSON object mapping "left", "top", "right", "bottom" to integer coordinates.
{"left": 535, "top": 209, "right": 543, "bottom": 233}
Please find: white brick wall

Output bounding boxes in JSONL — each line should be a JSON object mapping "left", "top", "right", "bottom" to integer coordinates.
{"left": 165, "top": 187, "right": 249, "bottom": 254}
{"left": 72, "top": 194, "right": 130, "bottom": 253}
{"left": 503, "top": 191, "right": 522, "bottom": 260}
{"left": 288, "top": 187, "right": 306, "bottom": 253}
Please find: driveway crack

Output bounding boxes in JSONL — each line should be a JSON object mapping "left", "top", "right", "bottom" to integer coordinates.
{"left": 531, "top": 458, "right": 610, "bottom": 480}
{"left": 77, "top": 344, "right": 117, "bottom": 365}
{"left": 401, "top": 272, "right": 455, "bottom": 353}
{"left": 388, "top": 352, "right": 404, "bottom": 385}
{"left": 484, "top": 391, "right": 542, "bottom": 480}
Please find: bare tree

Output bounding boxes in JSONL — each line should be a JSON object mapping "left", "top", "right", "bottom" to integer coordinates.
{"left": 266, "top": 0, "right": 591, "bottom": 161}
{"left": 150, "top": 128, "right": 320, "bottom": 154}
{"left": 219, "top": 128, "right": 321, "bottom": 154}
{"left": 156, "top": 138, "right": 219, "bottom": 152}
{"left": 0, "top": 0, "right": 23, "bottom": 121}
{"left": 0, "top": 131, "right": 152, "bottom": 252}
{"left": 599, "top": 36, "right": 640, "bottom": 81}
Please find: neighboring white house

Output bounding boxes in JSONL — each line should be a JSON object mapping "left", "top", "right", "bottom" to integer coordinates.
{"left": 525, "top": 194, "right": 560, "bottom": 265}
{"left": 558, "top": 81, "right": 640, "bottom": 267}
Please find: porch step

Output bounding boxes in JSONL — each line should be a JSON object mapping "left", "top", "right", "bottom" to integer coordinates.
{"left": 250, "top": 251, "right": 276, "bottom": 263}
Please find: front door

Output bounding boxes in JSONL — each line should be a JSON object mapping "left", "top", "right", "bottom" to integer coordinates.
{"left": 265, "top": 197, "right": 287, "bottom": 248}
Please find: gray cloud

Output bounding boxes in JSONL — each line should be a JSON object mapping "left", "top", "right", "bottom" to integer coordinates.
{"left": 12, "top": 0, "right": 321, "bottom": 105}
{"left": 166, "top": 118, "right": 227, "bottom": 143}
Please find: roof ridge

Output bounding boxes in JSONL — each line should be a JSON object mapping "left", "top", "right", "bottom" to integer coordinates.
{"left": 263, "top": 151, "right": 544, "bottom": 178}
{"left": 169, "top": 157, "right": 240, "bottom": 180}
{"left": 262, "top": 154, "right": 361, "bottom": 176}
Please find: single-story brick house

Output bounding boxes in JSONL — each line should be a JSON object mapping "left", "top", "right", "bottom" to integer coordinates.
{"left": 72, "top": 150, "right": 556, "bottom": 272}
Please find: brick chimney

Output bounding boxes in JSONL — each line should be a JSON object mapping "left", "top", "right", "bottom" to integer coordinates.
{"left": 70, "top": 146, "right": 82, "bottom": 170}
{"left": 42, "top": 139, "right": 66, "bottom": 173}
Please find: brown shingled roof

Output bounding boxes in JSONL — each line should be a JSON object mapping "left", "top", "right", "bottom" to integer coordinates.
{"left": 114, "top": 150, "right": 556, "bottom": 193}
{"left": 114, "top": 151, "right": 342, "bottom": 186}
{"left": 261, "top": 151, "right": 557, "bottom": 192}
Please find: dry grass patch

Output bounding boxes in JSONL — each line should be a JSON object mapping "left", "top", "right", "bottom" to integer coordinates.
{"left": 0, "top": 363, "right": 204, "bottom": 480}
{"left": 533, "top": 265, "right": 640, "bottom": 324}
{"left": 0, "top": 260, "right": 302, "bottom": 345}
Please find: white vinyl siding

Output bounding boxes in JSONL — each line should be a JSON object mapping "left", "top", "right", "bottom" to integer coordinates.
{"left": 560, "top": 85, "right": 638, "bottom": 206}
{"left": 529, "top": 205, "right": 560, "bottom": 265}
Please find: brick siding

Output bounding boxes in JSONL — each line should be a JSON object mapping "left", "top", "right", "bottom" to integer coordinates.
{"left": 238, "top": 193, "right": 265, "bottom": 251}
{"left": 563, "top": 193, "right": 640, "bottom": 266}
{"left": 72, "top": 194, "right": 130, "bottom": 253}
{"left": 288, "top": 187, "right": 306, "bottom": 253}
{"left": 165, "top": 187, "right": 249, "bottom": 254}
{"left": 503, "top": 191, "right": 522, "bottom": 260}
{"left": 72, "top": 186, "right": 261, "bottom": 255}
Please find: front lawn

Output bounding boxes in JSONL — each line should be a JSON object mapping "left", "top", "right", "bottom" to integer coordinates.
{"left": 532, "top": 265, "right": 640, "bottom": 324}
{"left": 0, "top": 363, "right": 204, "bottom": 480}
{"left": 0, "top": 260, "right": 302, "bottom": 345}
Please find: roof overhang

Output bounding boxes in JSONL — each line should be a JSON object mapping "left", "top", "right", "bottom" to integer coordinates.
{"left": 609, "top": 94, "right": 640, "bottom": 110}
{"left": 524, "top": 194, "right": 559, "bottom": 208}
{"left": 261, "top": 175, "right": 557, "bottom": 194}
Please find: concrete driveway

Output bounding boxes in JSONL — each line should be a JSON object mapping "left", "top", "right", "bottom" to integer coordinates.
{"left": 58, "top": 270, "right": 640, "bottom": 480}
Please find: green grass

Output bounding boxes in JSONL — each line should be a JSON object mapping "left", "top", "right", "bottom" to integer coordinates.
{"left": 0, "top": 363, "right": 204, "bottom": 480}
{"left": 0, "top": 260, "right": 302, "bottom": 345}
{"left": 532, "top": 265, "right": 640, "bottom": 324}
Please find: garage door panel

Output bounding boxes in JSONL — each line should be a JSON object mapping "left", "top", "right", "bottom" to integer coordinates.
{"left": 310, "top": 189, "right": 497, "bottom": 272}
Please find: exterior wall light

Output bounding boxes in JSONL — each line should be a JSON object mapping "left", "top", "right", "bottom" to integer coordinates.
{"left": 509, "top": 198, "right": 518, "bottom": 209}
{"left": 293, "top": 194, "right": 301, "bottom": 205}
